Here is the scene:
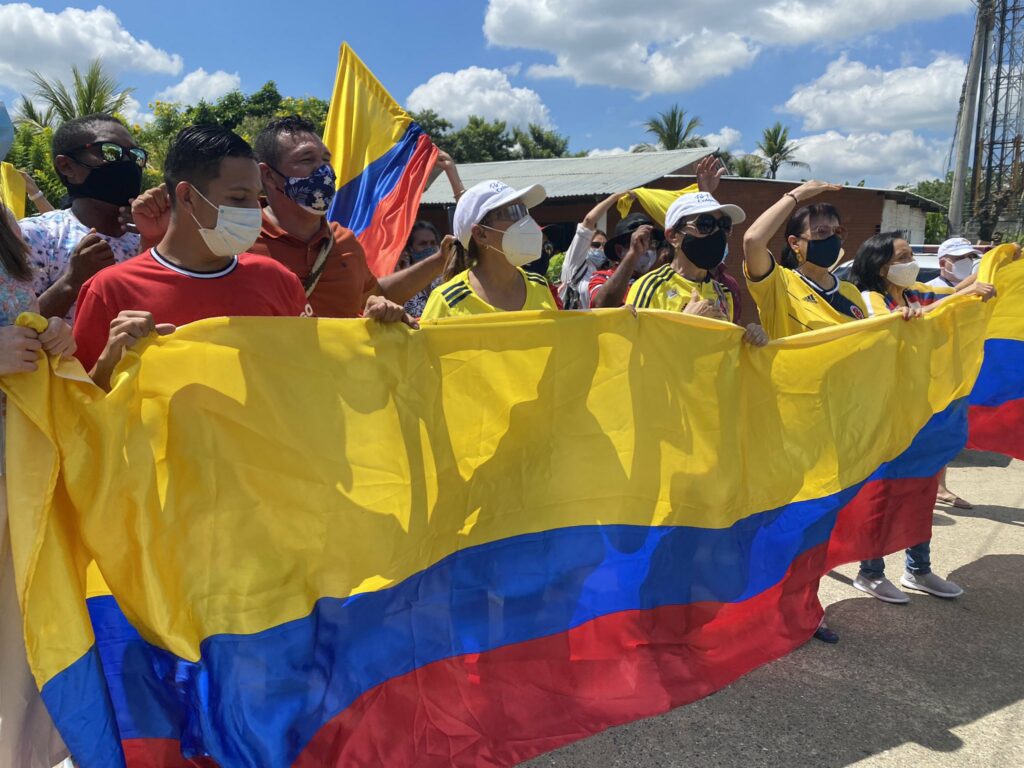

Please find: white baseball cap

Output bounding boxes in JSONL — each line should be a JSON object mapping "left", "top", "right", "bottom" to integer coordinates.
{"left": 938, "top": 237, "right": 981, "bottom": 259}
{"left": 664, "top": 191, "right": 746, "bottom": 231}
{"left": 453, "top": 179, "right": 546, "bottom": 246}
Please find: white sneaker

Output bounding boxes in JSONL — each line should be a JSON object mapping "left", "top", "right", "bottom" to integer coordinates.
{"left": 900, "top": 571, "right": 963, "bottom": 599}
{"left": 853, "top": 573, "right": 910, "bottom": 604}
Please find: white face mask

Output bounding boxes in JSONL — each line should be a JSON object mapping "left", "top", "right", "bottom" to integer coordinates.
{"left": 189, "top": 187, "right": 263, "bottom": 257}
{"left": 950, "top": 257, "right": 977, "bottom": 282}
{"left": 636, "top": 249, "right": 657, "bottom": 273}
{"left": 886, "top": 261, "right": 920, "bottom": 288}
{"left": 483, "top": 215, "right": 543, "bottom": 267}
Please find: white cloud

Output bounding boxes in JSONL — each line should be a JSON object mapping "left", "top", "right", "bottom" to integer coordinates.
{"left": 783, "top": 54, "right": 966, "bottom": 132}
{"left": 407, "top": 66, "right": 552, "bottom": 129}
{"left": 121, "top": 95, "right": 153, "bottom": 126}
{"left": 0, "top": 3, "right": 182, "bottom": 93}
{"left": 483, "top": 0, "right": 971, "bottom": 93}
{"left": 155, "top": 68, "right": 241, "bottom": 105}
{"left": 587, "top": 145, "right": 641, "bottom": 157}
{"left": 704, "top": 127, "right": 742, "bottom": 151}
{"left": 776, "top": 130, "right": 948, "bottom": 187}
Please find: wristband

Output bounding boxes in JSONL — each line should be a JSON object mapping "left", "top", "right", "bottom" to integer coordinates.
{"left": 29, "top": 190, "right": 45, "bottom": 201}
{"left": 784, "top": 192, "right": 800, "bottom": 205}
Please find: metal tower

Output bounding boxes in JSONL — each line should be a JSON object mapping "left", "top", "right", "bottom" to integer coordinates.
{"left": 949, "top": 0, "right": 1024, "bottom": 241}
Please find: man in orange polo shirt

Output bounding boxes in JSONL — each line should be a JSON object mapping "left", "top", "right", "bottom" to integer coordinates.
{"left": 131, "top": 116, "right": 457, "bottom": 318}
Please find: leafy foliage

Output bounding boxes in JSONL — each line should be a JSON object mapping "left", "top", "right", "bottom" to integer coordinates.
{"left": 409, "top": 110, "right": 579, "bottom": 163}
{"left": 634, "top": 105, "right": 706, "bottom": 152}
{"left": 756, "top": 122, "right": 809, "bottom": 180}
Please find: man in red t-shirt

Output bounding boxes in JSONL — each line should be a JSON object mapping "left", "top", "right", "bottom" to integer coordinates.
{"left": 75, "top": 125, "right": 407, "bottom": 389}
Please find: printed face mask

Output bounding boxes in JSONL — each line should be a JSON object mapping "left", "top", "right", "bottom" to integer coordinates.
{"left": 273, "top": 162, "right": 337, "bottom": 215}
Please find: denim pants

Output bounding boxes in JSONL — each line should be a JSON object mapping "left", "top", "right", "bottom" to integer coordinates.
{"left": 860, "top": 540, "right": 931, "bottom": 577}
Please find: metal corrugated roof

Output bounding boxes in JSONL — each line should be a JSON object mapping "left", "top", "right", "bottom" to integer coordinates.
{"left": 420, "top": 148, "right": 715, "bottom": 205}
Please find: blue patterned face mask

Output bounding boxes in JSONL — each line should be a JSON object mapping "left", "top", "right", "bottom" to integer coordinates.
{"left": 272, "top": 163, "right": 337, "bottom": 215}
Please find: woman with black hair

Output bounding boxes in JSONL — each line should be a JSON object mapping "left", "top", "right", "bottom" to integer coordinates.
{"left": 847, "top": 231, "right": 996, "bottom": 604}
{"left": 742, "top": 181, "right": 867, "bottom": 339}
{"left": 850, "top": 231, "right": 993, "bottom": 318}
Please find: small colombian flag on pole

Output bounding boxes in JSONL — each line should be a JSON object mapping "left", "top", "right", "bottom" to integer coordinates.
{"left": 323, "top": 43, "right": 439, "bottom": 277}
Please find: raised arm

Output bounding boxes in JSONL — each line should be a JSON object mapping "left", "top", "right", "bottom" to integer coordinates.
{"left": 742, "top": 180, "right": 841, "bottom": 280}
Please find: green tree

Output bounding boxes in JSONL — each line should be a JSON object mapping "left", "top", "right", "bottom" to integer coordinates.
{"left": 5, "top": 123, "right": 64, "bottom": 213}
{"left": 15, "top": 60, "right": 133, "bottom": 130}
{"left": 634, "top": 105, "right": 706, "bottom": 152}
{"left": 756, "top": 122, "right": 809, "bottom": 179}
{"left": 512, "top": 124, "right": 571, "bottom": 159}
{"left": 728, "top": 154, "right": 766, "bottom": 178}
{"left": 447, "top": 116, "right": 515, "bottom": 163}
{"left": 897, "top": 171, "right": 960, "bottom": 244}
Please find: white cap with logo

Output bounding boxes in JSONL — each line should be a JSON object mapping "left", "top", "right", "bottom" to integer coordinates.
{"left": 664, "top": 191, "right": 746, "bottom": 231}
{"left": 453, "top": 179, "right": 547, "bottom": 246}
{"left": 938, "top": 237, "right": 982, "bottom": 259}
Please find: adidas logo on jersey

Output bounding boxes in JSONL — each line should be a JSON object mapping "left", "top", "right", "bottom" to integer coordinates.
{"left": 802, "top": 294, "right": 818, "bottom": 304}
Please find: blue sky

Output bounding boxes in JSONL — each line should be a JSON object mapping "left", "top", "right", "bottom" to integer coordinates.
{"left": 0, "top": 1, "right": 977, "bottom": 187}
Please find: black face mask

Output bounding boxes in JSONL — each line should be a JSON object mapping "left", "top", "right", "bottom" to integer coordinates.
{"left": 65, "top": 160, "right": 143, "bottom": 207}
{"left": 681, "top": 229, "right": 727, "bottom": 270}
{"left": 804, "top": 234, "right": 842, "bottom": 268}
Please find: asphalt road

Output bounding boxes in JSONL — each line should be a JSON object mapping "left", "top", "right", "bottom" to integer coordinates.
{"left": 525, "top": 450, "right": 1024, "bottom": 768}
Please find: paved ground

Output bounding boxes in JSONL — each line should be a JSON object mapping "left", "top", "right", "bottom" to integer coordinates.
{"left": 525, "top": 450, "right": 1024, "bottom": 768}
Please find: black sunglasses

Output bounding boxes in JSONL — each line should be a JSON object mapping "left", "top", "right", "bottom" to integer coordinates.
{"left": 686, "top": 213, "right": 732, "bottom": 235}
{"left": 68, "top": 142, "right": 149, "bottom": 169}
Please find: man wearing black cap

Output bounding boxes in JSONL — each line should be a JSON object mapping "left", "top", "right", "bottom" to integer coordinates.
{"left": 588, "top": 212, "right": 664, "bottom": 308}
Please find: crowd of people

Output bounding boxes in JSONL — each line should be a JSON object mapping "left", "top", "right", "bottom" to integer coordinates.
{"left": 0, "top": 111, "right": 1006, "bottom": 765}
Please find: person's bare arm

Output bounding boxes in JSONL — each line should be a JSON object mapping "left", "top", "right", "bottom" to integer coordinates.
{"left": 378, "top": 235, "right": 456, "bottom": 305}
{"left": 592, "top": 225, "right": 651, "bottom": 308}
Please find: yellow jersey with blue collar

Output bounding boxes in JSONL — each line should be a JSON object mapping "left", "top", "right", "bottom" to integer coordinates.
{"left": 421, "top": 267, "right": 559, "bottom": 320}
{"left": 745, "top": 260, "right": 867, "bottom": 339}
{"left": 626, "top": 264, "right": 735, "bottom": 318}
{"left": 860, "top": 281, "right": 957, "bottom": 317}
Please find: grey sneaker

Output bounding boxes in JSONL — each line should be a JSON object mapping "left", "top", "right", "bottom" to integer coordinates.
{"left": 854, "top": 573, "right": 910, "bottom": 604}
{"left": 900, "top": 571, "right": 963, "bottom": 598}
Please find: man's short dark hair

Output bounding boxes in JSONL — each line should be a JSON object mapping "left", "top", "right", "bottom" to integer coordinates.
{"left": 163, "top": 125, "right": 254, "bottom": 208}
{"left": 253, "top": 115, "right": 319, "bottom": 168}
{"left": 51, "top": 114, "right": 128, "bottom": 184}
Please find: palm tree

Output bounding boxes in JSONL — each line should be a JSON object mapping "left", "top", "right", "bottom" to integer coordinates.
{"left": 633, "top": 105, "right": 707, "bottom": 152}
{"left": 756, "top": 122, "right": 809, "bottom": 179}
{"left": 15, "top": 60, "right": 134, "bottom": 131}
{"left": 729, "top": 153, "right": 767, "bottom": 178}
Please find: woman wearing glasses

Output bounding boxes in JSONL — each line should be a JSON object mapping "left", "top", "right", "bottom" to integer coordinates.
{"left": 627, "top": 190, "right": 768, "bottom": 346}
{"left": 17, "top": 114, "right": 148, "bottom": 322}
{"left": 742, "top": 181, "right": 867, "bottom": 340}
{"left": 421, "top": 179, "right": 561, "bottom": 319}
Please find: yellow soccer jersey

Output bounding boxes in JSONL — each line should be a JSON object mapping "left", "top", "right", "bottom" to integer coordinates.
{"left": 860, "top": 281, "right": 957, "bottom": 317}
{"left": 626, "top": 264, "right": 735, "bottom": 319}
{"left": 421, "top": 267, "right": 559, "bottom": 320}
{"left": 745, "top": 261, "right": 867, "bottom": 339}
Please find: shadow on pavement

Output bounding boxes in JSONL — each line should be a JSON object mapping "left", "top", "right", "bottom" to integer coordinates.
{"left": 943, "top": 505, "right": 1024, "bottom": 527}
{"left": 525, "top": 554, "right": 1024, "bottom": 768}
{"left": 950, "top": 450, "right": 1014, "bottom": 469}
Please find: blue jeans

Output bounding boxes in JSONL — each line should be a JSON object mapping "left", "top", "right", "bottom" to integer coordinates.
{"left": 860, "top": 540, "right": 931, "bottom": 578}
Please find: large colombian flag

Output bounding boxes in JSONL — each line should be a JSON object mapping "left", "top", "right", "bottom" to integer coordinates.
{"left": 0, "top": 249, "right": 1016, "bottom": 767}
{"left": 323, "top": 43, "right": 438, "bottom": 277}
{"left": 967, "top": 252, "right": 1024, "bottom": 458}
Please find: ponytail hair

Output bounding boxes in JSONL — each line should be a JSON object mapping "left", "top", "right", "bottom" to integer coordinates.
{"left": 444, "top": 239, "right": 483, "bottom": 282}
{"left": 780, "top": 202, "right": 842, "bottom": 269}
